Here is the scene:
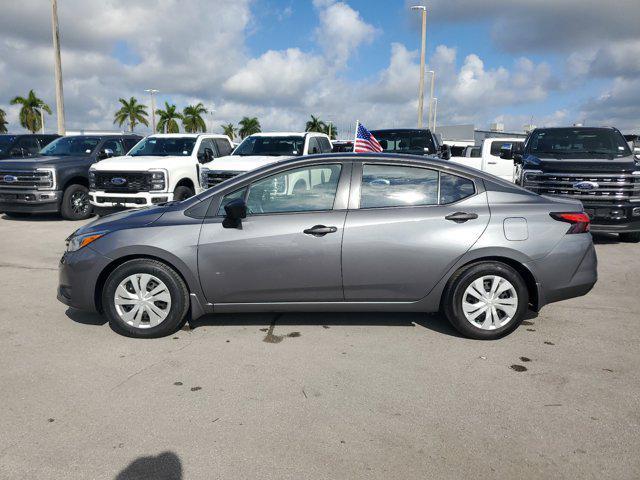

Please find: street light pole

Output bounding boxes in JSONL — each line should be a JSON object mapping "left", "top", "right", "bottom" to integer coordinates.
{"left": 51, "top": 0, "right": 65, "bottom": 135}
{"left": 427, "top": 70, "right": 435, "bottom": 130}
{"left": 432, "top": 97, "right": 438, "bottom": 131}
{"left": 40, "top": 109, "right": 45, "bottom": 134}
{"left": 208, "top": 104, "right": 216, "bottom": 133}
{"left": 411, "top": 5, "right": 427, "bottom": 129}
{"left": 144, "top": 89, "right": 159, "bottom": 133}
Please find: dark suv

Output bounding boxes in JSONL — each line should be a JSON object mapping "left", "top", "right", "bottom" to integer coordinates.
{"left": 0, "top": 134, "right": 59, "bottom": 160}
{"left": 0, "top": 134, "right": 141, "bottom": 220}
{"left": 370, "top": 128, "right": 451, "bottom": 159}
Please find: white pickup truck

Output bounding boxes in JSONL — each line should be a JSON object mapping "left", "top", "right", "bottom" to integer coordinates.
{"left": 449, "top": 137, "right": 524, "bottom": 182}
{"left": 199, "top": 131, "right": 332, "bottom": 189}
{"left": 89, "top": 133, "right": 233, "bottom": 213}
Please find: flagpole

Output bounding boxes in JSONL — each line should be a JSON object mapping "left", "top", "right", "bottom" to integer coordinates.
{"left": 353, "top": 120, "right": 359, "bottom": 152}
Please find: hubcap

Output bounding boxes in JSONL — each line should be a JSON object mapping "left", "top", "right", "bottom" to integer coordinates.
{"left": 70, "top": 191, "right": 89, "bottom": 215}
{"left": 462, "top": 275, "right": 518, "bottom": 330}
{"left": 114, "top": 274, "right": 172, "bottom": 329}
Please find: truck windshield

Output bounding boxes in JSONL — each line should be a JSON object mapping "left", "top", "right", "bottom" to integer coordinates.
{"left": 233, "top": 136, "right": 305, "bottom": 156}
{"left": 40, "top": 136, "right": 100, "bottom": 156}
{"left": 527, "top": 128, "right": 631, "bottom": 158}
{"left": 370, "top": 131, "right": 437, "bottom": 154}
{"left": 0, "top": 136, "right": 16, "bottom": 153}
{"left": 129, "top": 137, "right": 197, "bottom": 157}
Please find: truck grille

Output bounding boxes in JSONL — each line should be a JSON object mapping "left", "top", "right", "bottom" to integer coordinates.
{"left": 203, "top": 170, "right": 244, "bottom": 188}
{"left": 0, "top": 169, "right": 53, "bottom": 189}
{"left": 93, "top": 172, "right": 152, "bottom": 193}
{"left": 523, "top": 172, "right": 640, "bottom": 202}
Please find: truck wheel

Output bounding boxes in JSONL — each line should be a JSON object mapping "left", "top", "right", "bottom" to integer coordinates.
{"left": 102, "top": 259, "right": 190, "bottom": 338}
{"left": 60, "top": 184, "right": 93, "bottom": 220}
{"left": 173, "top": 185, "right": 194, "bottom": 201}
{"left": 619, "top": 232, "right": 640, "bottom": 243}
{"left": 442, "top": 261, "right": 528, "bottom": 340}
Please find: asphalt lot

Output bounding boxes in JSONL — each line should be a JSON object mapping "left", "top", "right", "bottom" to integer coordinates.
{"left": 0, "top": 213, "right": 638, "bottom": 480}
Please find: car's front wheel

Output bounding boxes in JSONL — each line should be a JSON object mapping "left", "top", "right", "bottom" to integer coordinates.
{"left": 102, "top": 259, "right": 190, "bottom": 338}
{"left": 442, "top": 261, "right": 529, "bottom": 340}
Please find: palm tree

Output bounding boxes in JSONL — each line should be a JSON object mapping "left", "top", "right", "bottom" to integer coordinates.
{"left": 182, "top": 103, "right": 207, "bottom": 133}
{"left": 155, "top": 102, "right": 182, "bottom": 133}
{"left": 113, "top": 97, "right": 149, "bottom": 132}
{"left": 238, "top": 116, "right": 261, "bottom": 139}
{"left": 10, "top": 90, "right": 52, "bottom": 133}
{"left": 323, "top": 122, "right": 338, "bottom": 140}
{"left": 0, "top": 108, "right": 8, "bottom": 133}
{"left": 305, "top": 114, "right": 326, "bottom": 133}
{"left": 221, "top": 123, "right": 236, "bottom": 141}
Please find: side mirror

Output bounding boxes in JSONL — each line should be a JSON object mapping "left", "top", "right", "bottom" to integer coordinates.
{"left": 513, "top": 153, "right": 523, "bottom": 164}
{"left": 439, "top": 144, "right": 451, "bottom": 160}
{"left": 99, "top": 148, "right": 114, "bottom": 159}
{"left": 500, "top": 143, "right": 513, "bottom": 159}
{"left": 222, "top": 198, "right": 247, "bottom": 228}
{"left": 198, "top": 147, "right": 214, "bottom": 164}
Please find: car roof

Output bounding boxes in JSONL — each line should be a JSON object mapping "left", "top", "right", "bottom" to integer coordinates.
{"left": 370, "top": 128, "right": 432, "bottom": 134}
{"left": 148, "top": 133, "right": 228, "bottom": 139}
{"left": 249, "top": 132, "right": 326, "bottom": 137}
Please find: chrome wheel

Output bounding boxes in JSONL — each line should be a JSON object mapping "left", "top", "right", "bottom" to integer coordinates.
{"left": 462, "top": 275, "right": 518, "bottom": 330}
{"left": 113, "top": 274, "right": 172, "bottom": 329}
{"left": 70, "top": 190, "right": 90, "bottom": 216}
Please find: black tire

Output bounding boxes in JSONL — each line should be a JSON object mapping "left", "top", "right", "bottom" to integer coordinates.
{"left": 442, "top": 261, "right": 529, "bottom": 340}
{"left": 619, "top": 232, "right": 640, "bottom": 243}
{"left": 60, "top": 184, "right": 93, "bottom": 220}
{"left": 3, "top": 211, "right": 31, "bottom": 218}
{"left": 102, "top": 259, "right": 190, "bottom": 338}
{"left": 173, "top": 185, "right": 194, "bottom": 202}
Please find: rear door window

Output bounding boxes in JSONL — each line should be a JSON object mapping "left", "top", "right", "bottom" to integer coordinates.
{"left": 215, "top": 138, "right": 233, "bottom": 156}
{"left": 360, "top": 164, "right": 439, "bottom": 208}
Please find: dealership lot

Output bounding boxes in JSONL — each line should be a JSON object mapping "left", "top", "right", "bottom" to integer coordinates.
{"left": 0, "top": 214, "right": 638, "bottom": 479}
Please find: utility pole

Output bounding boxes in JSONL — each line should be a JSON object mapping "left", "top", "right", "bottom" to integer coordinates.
{"left": 144, "top": 89, "right": 159, "bottom": 133}
{"left": 427, "top": 70, "right": 435, "bottom": 130}
{"left": 432, "top": 97, "right": 438, "bottom": 131}
{"left": 40, "top": 109, "right": 45, "bottom": 134}
{"left": 51, "top": 0, "right": 65, "bottom": 135}
{"left": 411, "top": 5, "right": 427, "bottom": 129}
{"left": 208, "top": 104, "right": 216, "bottom": 133}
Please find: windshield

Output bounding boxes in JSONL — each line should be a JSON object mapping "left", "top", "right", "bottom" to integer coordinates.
{"left": 0, "top": 136, "right": 16, "bottom": 153}
{"left": 129, "top": 137, "right": 197, "bottom": 157}
{"left": 233, "top": 136, "right": 305, "bottom": 156}
{"left": 527, "top": 128, "right": 632, "bottom": 158}
{"left": 371, "top": 131, "right": 436, "bottom": 154}
{"left": 40, "top": 136, "right": 100, "bottom": 156}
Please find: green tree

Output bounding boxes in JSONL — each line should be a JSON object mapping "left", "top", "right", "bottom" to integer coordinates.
{"left": 238, "top": 116, "right": 261, "bottom": 139}
{"left": 155, "top": 102, "right": 182, "bottom": 133}
{"left": 305, "top": 114, "right": 326, "bottom": 133}
{"left": 0, "top": 108, "right": 8, "bottom": 133}
{"left": 182, "top": 103, "right": 208, "bottom": 133}
{"left": 221, "top": 123, "right": 237, "bottom": 141}
{"left": 10, "top": 90, "right": 52, "bottom": 133}
{"left": 113, "top": 97, "right": 149, "bottom": 132}
{"left": 323, "top": 122, "right": 337, "bottom": 140}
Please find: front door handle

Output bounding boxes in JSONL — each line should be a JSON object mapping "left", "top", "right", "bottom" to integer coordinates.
{"left": 445, "top": 212, "right": 479, "bottom": 223}
{"left": 303, "top": 225, "right": 337, "bottom": 236}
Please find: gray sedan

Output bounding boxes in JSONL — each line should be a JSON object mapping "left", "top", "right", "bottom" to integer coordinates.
{"left": 58, "top": 154, "right": 597, "bottom": 340}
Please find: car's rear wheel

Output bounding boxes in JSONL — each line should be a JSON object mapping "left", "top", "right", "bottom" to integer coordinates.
{"left": 443, "top": 262, "right": 528, "bottom": 340}
{"left": 619, "top": 232, "right": 640, "bottom": 243}
{"left": 102, "top": 259, "right": 190, "bottom": 338}
{"left": 173, "top": 185, "right": 194, "bottom": 202}
{"left": 60, "top": 184, "right": 93, "bottom": 220}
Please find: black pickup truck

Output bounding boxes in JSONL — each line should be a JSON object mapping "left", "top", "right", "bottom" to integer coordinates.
{"left": 0, "top": 133, "right": 141, "bottom": 220}
{"left": 370, "top": 128, "right": 451, "bottom": 159}
{"left": 0, "top": 134, "right": 59, "bottom": 160}
{"left": 504, "top": 126, "right": 640, "bottom": 242}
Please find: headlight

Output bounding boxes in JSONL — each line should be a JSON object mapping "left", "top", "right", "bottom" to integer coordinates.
{"left": 199, "top": 167, "right": 210, "bottom": 189}
{"left": 36, "top": 167, "right": 56, "bottom": 190}
{"left": 149, "top": 169, "right": 167, "bottom": 191}
{"left": 66, "top": 230, "right": 108, "bottom": 252}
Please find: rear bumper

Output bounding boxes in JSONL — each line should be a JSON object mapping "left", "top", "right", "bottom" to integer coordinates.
{"left": 0, "top": 189, "right": 62, "bottom": 213}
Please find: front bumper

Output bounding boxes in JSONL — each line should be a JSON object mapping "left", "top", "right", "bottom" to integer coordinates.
{"left": 0, "top": 189, "right": 62, "bottom": 213}
{"left": 89, "top": 190, "right": 173, "bottom": 209}
{"left": 57, "top": 246, "right": 112, "bottom": 312}
{"left": 582, "top": 203, "right": 640, "bottom": 233}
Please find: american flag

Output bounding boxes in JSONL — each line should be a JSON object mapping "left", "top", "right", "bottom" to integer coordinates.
{"left": 354, "top": 122, "right": 383, "bottom": 153}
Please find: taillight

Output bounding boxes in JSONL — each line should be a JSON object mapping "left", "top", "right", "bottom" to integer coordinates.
{"left": 550, "top": 212, "right": 590, "bottom": 234}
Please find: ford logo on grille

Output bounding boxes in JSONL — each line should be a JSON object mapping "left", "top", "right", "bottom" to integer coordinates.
{"left": 3, "top": 175, "right": 18, "bottom": 183}
{"left": 111, "top": 177, "right": 127, "bottom": 185}
{"left": 573, "top": 181, "right": 599, "bottom": 191}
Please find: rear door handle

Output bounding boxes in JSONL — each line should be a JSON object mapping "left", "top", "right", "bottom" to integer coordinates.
{"left": 445, "top": 212, "right": 479, "bottom": 223}
{"left": 303, "top": 225, "right": 337, "bottom": 236}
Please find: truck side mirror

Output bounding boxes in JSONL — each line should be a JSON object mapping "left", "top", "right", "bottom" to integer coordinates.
{"left": 222, "top": 198, "right": 247, "bottom": 229}
{"left": 500, "top": 143, "right": 513, "bottom": 159}
{"left": 513, "top": 153, "right": 523, "bottom": 164}
{"left": 439, "top": 144, "right": 451, "bottom": 160}
{"left": 98, "top": 148, "right": 114, "bottom": 159}
{"left": 198, "top": 147, "right": 214, "bottom": 164}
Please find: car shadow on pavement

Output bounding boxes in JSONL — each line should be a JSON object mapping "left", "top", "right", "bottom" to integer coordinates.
{"left": 592, "top": 233, "right": 623, "bottom": 244}
{"left": 114, "top": 451, "right": 182, "bottom": 480}
{"left": 1, "top": 213, "right": 63, "bottom": 221}
{"left": 65, "top": 307, "right": 108, "bottom": 326}
{"left": 190, "top": 311, "right": 466, "bottom": 338}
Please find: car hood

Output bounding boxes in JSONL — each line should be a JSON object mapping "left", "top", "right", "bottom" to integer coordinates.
{"left": 92, "top": 155, "right": 186, "bottom": 171}
{"left": 203, "top": 155, "right": 292, "bottom": 172}
{"left": 523, "top": 154, "right": 639, "bottom": 173}
{"left": 73, "top": 204, "right": 170, "bottom": 237}
{"left": 0, "top": 155, "right": 89, "bottom": 170}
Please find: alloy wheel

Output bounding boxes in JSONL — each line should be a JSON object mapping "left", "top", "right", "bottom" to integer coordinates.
{"left": 114, "top": 273, "right": 172, "bottom": 328}
{"left": 70, "top": 190, "right": 90, "bottom": 216}
{"left": 462, "top": 275, "right": 518, "bottom": 330}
